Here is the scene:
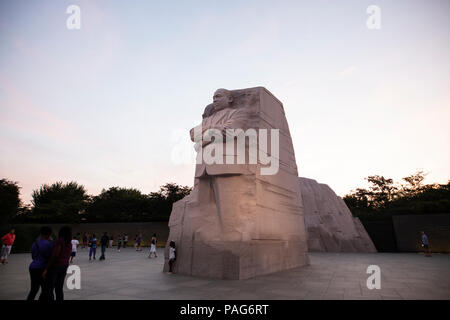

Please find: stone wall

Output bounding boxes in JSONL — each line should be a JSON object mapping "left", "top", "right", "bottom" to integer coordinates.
{"left": 4, "top": 222, "right": 169, "bottom": 253}
{"left": 392, "top": 214, "right": 450, "bottom": 252}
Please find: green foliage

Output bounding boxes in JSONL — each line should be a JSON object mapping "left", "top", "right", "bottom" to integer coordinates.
{"left": 29, "top": 181, "right": 90, "bottom": 223}
{"left": 344, "top": 171, "right": 450, "bottom": 221}
{"left": 85, "top": 183, "right": 192, "bottom": 222}
{"left": 0, "top": 179, "right": 21, "bottom": 224}
{"left": 6, "top": 180, "right": 192, "bottom": 223}
{"left": 86, "top": 187, "right": 147, "bottom": 222}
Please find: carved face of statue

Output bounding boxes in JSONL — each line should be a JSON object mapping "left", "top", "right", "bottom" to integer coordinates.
{"left": 212, "top": 89, "right": 233, "bottom": 112}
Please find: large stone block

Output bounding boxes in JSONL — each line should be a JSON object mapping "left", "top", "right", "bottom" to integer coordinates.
{"left": 299, "top": 177, "right": 377, "bottom": 253}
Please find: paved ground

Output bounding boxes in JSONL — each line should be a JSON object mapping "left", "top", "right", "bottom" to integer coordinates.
{"left": 0, "top": 248, "right": 449, "bottom": 300}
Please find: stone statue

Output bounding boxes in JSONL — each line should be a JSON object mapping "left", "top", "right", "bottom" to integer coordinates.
{"left": 164, "top": 87, "right": 309, "bottom": 279}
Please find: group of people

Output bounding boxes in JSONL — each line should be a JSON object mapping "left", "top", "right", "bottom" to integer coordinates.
{"left": 27, "top": 226, "right": 72, "bottom": 300}
{"left": 22, "top": 227, "right": 167, "bottom": 300}
{"left": 71, "top": 232, "right": 156, "bottom": 261}
{"left": 0, "top": 227, "right": 176, "bottom": 300}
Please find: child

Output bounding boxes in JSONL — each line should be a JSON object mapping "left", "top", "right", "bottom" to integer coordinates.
{"left": 69, "top": 236, "right": 79, "bottom": 263}
{"left": 168, "top": 240, "right": 176, "bottom": 274}
{"left": 109, "top": 235, "right": 114, "bottom": 248}
{"left": 117, "top": 235, "right": 122, "bottom": 252}
{"left": 136, "top": 233, "right": 143, "bottom": 251}
{"left": 82, "top": 233, "right": 88, "bottom": 249}
{"left": 89, "top": 234, "right": 97, "bottom": 260}
{"left": 148, "top": 233, "right": 157, "bottom": 258}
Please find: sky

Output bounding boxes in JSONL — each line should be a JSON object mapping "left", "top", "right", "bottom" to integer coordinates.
{"left": 0, "top": 0, "right": 449, "bottom": 204}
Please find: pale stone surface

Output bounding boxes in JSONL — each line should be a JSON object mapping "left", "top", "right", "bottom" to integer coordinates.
{"left": 164, "top": 87, "right": 309, "bottom": 279}
{"left": 299, "top": 177, "right": 377, "bottom": 253}
{"left": 2, "top": 250, "right": 449, "bottom": 300}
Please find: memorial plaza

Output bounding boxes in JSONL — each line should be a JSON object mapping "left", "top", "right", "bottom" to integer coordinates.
{"left": 0, "top": 248, "right": 448, "bottom": 300}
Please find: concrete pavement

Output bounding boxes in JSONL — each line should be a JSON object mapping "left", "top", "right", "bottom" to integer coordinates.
{"left": 0, "top": 248, "right": 449, "bottom": 300}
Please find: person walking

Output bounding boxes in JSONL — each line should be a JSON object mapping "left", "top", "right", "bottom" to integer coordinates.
{"left": 82, "top": 233, "right": 88, "bottom": 249}
{"left": 1, "top": 228, "right": 16, "bottom": 264}
{"left": 99, "top": 232, "right": 109, "bottom": 260}
{"left": 421, "top": 231, "right": 432, "bottom": 257}
{"left": 70, "top": 236, "right": 79, "bottom": 263}
{"left": 117, "top": 234, "right": 122, "bottom": 252}
{"left": 168, "top": 240, "right": 176, "bottom": 274}
{"left": 89, "top": 234, "right": 97, "bottom": 260}
{"left": 109, "top": 235, "right": 114, "bottom": 248}
{"left": 123, "top": 233, "right": 128, "bottom": 248}
{"left": 42, "top": 226, "right": 72, "bottom": 301}
{"left": 136, "top": 233, "right": 143, "bottom": 251}
{"left": 148, "top": 233, "right": 157, "bottom": 258}
{"left": 27, "top": 226, "right": 53, "bottom": 300}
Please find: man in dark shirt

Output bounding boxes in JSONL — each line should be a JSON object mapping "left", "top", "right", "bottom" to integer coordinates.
{"left": 99, "top": 232, "right": 109, "bottom": 260}
{"left": 421, "top": 231, "right": 432, "bottom": 257}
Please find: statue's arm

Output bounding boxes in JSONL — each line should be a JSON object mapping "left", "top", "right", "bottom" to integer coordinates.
{"left": 221, "top": 108, "right": 248, "bottom": 134}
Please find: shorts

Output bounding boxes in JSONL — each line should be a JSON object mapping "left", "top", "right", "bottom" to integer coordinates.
{"left": 423, "top": 244, "right": 429, "bottom": 249}
{"left": 150, "top": 244, "right": 156, "bottom": 252}
{"left": 71, "top": 252, "right": 76, "bottom": 257}
{"left": 1, "top": 245, "right": 12, "bottom": 259}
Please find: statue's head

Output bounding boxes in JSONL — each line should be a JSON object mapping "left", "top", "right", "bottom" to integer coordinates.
{"left": 212, "top": 88, "right": 233, "bottom": 112}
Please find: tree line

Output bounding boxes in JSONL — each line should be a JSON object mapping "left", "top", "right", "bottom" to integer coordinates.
{"left": 2, "top": 171, "right": 449, "bottom": 225}
{"left": 0, "top": 179, "right": 192, "bottom": 224}
{"left": 343, "top": 171, "right": 450, "bottom": 221}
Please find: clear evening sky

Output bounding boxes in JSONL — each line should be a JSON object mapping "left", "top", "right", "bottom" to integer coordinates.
{"left": 1, "top": 0, "right": 449, "bottom": 204}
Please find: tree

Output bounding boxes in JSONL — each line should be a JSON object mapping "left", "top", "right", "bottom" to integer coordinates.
{"left": 401, "top": 170, "right": 427, "bottom": 197}
{"left": 159, "top": 183, "right": 192, "bottom": 203}
{"left": 31, "top": 181, "right": 90, "bottom": 223}
{"left": 344, "top": 172, "right": 450, "bottom": 220}
{"left": 86, "top": 187, "right": 148, "bottom": 222}
{"left": 0, "top": 179, "right": 21, "bottom": 224}
{"left": 147, "top": 183, "right": 192, "bottom": 220}
{"left": 365, "top": 175, "right": 398, "bottom": 209}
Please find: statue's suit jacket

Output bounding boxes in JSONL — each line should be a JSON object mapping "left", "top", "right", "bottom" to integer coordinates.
{"left": 193, "top": 106, "right": 256, "bottom": 178}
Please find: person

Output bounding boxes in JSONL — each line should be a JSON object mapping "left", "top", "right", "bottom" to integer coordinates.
{"left": 168, "top": 240, "right": 176, "bottom": 274}
{"left": 70, "top": 236, "right": 79, "bottom": 263}
{"left": 134, "top": 234, "right": 138, "bottom": 250}
{"left": 109, "top": 235, "right": 114, "bottom": 248}
{"left": 89, "top": 234, "right": 97, "bottom": 260}
{"left": 117, "top": 234, "right": 122, "bottom": 252}
{"left": 421, "top": 231, "right": 432, "bottom": 257}
{"left": 27, "top": 226, "right": 54, "bottom": 300}
{"left": 123, "top": 233, "right": 128, "bottom": 248}
{"left": 148, "top": 233, "right": 157, "bottom": 258}
{"left": 1, "top": 228, "right": 16, "bottom": 264}
{"left": 99, "top": 232, "right": 109, "bottom": 260}
{"left": 136, "top": 233, "right": 143, "bottom": 251}
{"left": 82, "top": 233, "right": 88, "bottom": 249}
{"left": 42, "top": 226, "right": 72, "bottom": 300}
